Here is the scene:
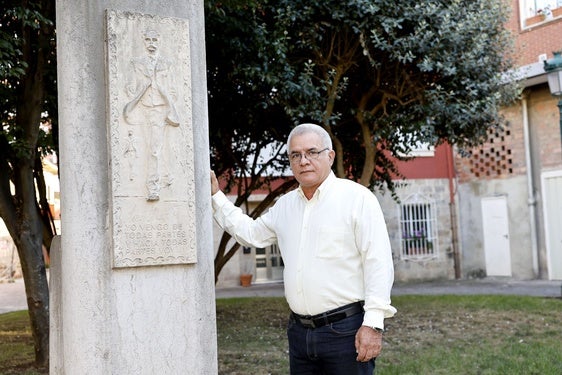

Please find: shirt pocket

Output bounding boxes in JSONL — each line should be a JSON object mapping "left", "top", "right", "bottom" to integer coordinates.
{"left": 315, "top": 226, "right": 352, "bottom": 258}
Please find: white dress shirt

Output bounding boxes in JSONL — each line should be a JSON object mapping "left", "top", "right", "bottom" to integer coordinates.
{"left": 212, "top": 172, "right": 396, "bottom": 329}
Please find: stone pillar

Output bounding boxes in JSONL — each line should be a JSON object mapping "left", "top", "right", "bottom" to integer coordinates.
{"left": 52, "top": 1, "right": 217, "bottom": 373}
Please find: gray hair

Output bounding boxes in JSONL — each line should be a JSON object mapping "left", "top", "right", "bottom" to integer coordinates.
{"left": 287, "top": 123, "right": 332, "bottom": 152}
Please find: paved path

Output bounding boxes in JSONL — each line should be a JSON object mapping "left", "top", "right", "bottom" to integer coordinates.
{"left": 0, "top": 278, "right": 27, "bottom": 314}
{"left": 215, "top": 278, "right": 562, "bottom": 299}
{"left": 2, "top": 278, "right": 561, "bottom": 314}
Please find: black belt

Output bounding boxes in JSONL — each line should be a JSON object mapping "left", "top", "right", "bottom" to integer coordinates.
{"left": 292, "top": 301, "right": 364, "bottom": 329}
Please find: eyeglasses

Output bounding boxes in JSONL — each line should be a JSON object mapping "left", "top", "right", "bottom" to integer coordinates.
{"left": 289, "top": 148, "right": 329, "bottom": 163}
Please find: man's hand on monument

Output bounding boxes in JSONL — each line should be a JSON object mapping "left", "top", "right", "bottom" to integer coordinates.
{"left": 210, "top": 170, "right": 220, "bottom": 196}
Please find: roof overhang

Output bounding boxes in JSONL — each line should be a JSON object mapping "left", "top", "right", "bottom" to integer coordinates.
{"left": 512, "top": 61, "right": 548, "bottom": 88}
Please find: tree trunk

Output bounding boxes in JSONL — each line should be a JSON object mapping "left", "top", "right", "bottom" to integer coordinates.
{"left": 16, "top": 233, "right": 50, "bottom": 366}
{"left": 0, "top": 0, "right": 55, "bottom": 368}
{"left": 214, "top": 178, "right": 298, "bottom": 283}
{"left": 9, "top": 0, "right": 54, "bottom": 363}
{"left": 13, "top": 151, "right": 51, "bottom": 367}
{"left": 6, "top": 160, "right": 51, "bottom": 367}
{"left": 214, "top": 233, "right": 241, "bottom": 284}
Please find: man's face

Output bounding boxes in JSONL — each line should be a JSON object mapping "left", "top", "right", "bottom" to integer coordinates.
{"left": 144, "top": 36, "right": 159, "bottom": 54}
{"left": 288, "top": 132, "right": 334, "bottom": 193}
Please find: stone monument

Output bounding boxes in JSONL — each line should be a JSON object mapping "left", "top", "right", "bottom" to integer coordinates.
{"left": 52, "top": 2, "right": 217, "bottom": 373}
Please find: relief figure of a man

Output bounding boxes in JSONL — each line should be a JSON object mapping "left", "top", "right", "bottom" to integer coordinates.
{"left": 123, "top": 29, "right": 179, "bottom": 201}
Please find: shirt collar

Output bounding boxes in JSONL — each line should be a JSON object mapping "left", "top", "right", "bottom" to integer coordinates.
{"left": 297, "top": 171, "right": 336, "bottom": 200}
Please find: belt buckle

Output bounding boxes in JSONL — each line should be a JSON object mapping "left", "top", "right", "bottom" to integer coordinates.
{"left": 300, "top": 317, "right": 315, "bottom": 328}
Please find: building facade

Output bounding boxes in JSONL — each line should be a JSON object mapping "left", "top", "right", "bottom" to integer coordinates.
{"left": 454, "top": 0, "right": 562, "bottom": 281}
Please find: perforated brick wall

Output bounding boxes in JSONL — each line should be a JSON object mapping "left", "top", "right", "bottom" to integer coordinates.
{"left": 468, "top": 130, "right": 514, "bottom": 178}
{"left": 454, "top": 112, "right": 527, "bottom": 184}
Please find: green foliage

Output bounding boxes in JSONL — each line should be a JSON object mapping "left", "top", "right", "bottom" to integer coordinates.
{"left": 206, "top": 0, "right": 520, "bottom": 191}
{"left": 0, "top": 4, "right": 52, "bottom": 81}
{"left": 206, "top": 0, "right": 293, "bottom": 180}
{"left": 1, "top": 2, "right": 57, "bottom": 161}
{"left": 276, "top": 0, "right": 519, "bottom": 180}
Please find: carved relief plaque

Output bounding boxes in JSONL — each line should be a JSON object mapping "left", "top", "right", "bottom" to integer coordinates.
{"left": 106, "top": 10, "right": 196, "bottom": 267}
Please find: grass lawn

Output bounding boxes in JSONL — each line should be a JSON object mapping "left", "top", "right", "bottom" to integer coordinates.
{"left": 1, "top": 295, "right": 561, "bottom": 374}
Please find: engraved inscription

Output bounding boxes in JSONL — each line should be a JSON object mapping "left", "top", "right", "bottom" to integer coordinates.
{"left": 123, "top": 223, "right": 189, "bottom": 257}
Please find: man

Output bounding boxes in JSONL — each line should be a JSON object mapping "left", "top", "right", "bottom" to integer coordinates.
{"left": 124, "top": 29, "right": 179, "bottom": 201}
{"left": 211, "top": 123, "right": 396, "bottom": 374}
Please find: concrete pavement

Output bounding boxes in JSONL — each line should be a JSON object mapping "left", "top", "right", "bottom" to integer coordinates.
{"left": 215, "top": 278, "right": 562, "bottom": 299}
{"left": 2, "top": 277, "right": 561, "bottom": 314}
{"left": 0, "top": 278, "right": 27, "bottom": 314}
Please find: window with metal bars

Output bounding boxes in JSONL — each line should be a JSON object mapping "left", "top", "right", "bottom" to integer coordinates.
{"left": 400, "top": 195, "right": 437, "bottom": 258}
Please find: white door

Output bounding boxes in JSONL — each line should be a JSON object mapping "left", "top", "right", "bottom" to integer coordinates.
{"left": 481, "top": 196, "right": 512, "bottom": 276}
{"left": 542, "top": 171, "right": 562, "bottom": 280}
{"left": 255, "top": 244, "right": 284, "bottom": 282}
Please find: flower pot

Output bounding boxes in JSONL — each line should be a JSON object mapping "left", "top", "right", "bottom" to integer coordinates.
{"left": 525, "top": 14, "right": 546, "bottom": 27}
{"left": 240, "top": 274, "right": 252, "bottom": 287}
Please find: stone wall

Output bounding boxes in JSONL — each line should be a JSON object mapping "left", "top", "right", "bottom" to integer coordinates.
{"left": 376, "top": 178, "right": 457, "bottom": 282}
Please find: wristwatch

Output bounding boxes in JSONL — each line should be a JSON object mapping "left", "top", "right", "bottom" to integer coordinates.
{"left": 368, "top": 326, "right": 384, "bottom": 333}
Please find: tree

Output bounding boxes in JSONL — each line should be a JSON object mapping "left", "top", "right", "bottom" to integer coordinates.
{"left": 0, "top": 0, "right": 57, "bottom": 367}
{"left": 205, "top": 0, "right": 519, "bottom": 281}
{"left": 206, "top": 0, "right": 519, "bottom": 282}
{"left": 205, "top": 0, "right": 298, "bottom": 281}
{"left": 272, "top": 0, "right": 519, "bottom": 187}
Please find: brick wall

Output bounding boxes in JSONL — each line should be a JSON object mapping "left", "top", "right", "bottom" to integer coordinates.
{"left": 508, "top": 1, "right": 562, "bottom": 66}
{"left": 454, "top": 101, "right": 526, "bottom": 184}
{"left": 454, "top": 85, "right": 562, "bottom": 184}
{"left": 527, "top": 88, "right": 562, "bottom": 166}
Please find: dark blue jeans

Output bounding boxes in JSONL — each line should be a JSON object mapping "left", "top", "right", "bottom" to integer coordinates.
{"left": 287, "top": 312, "right": 376, "bottom": 375}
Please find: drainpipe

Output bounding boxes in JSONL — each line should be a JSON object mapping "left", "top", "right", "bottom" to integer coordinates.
{"left": 522, "top": 95, "right": 540, "bottom": 278}
{"left": 446, "top": 143, "right": 461, "bottom": 279}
